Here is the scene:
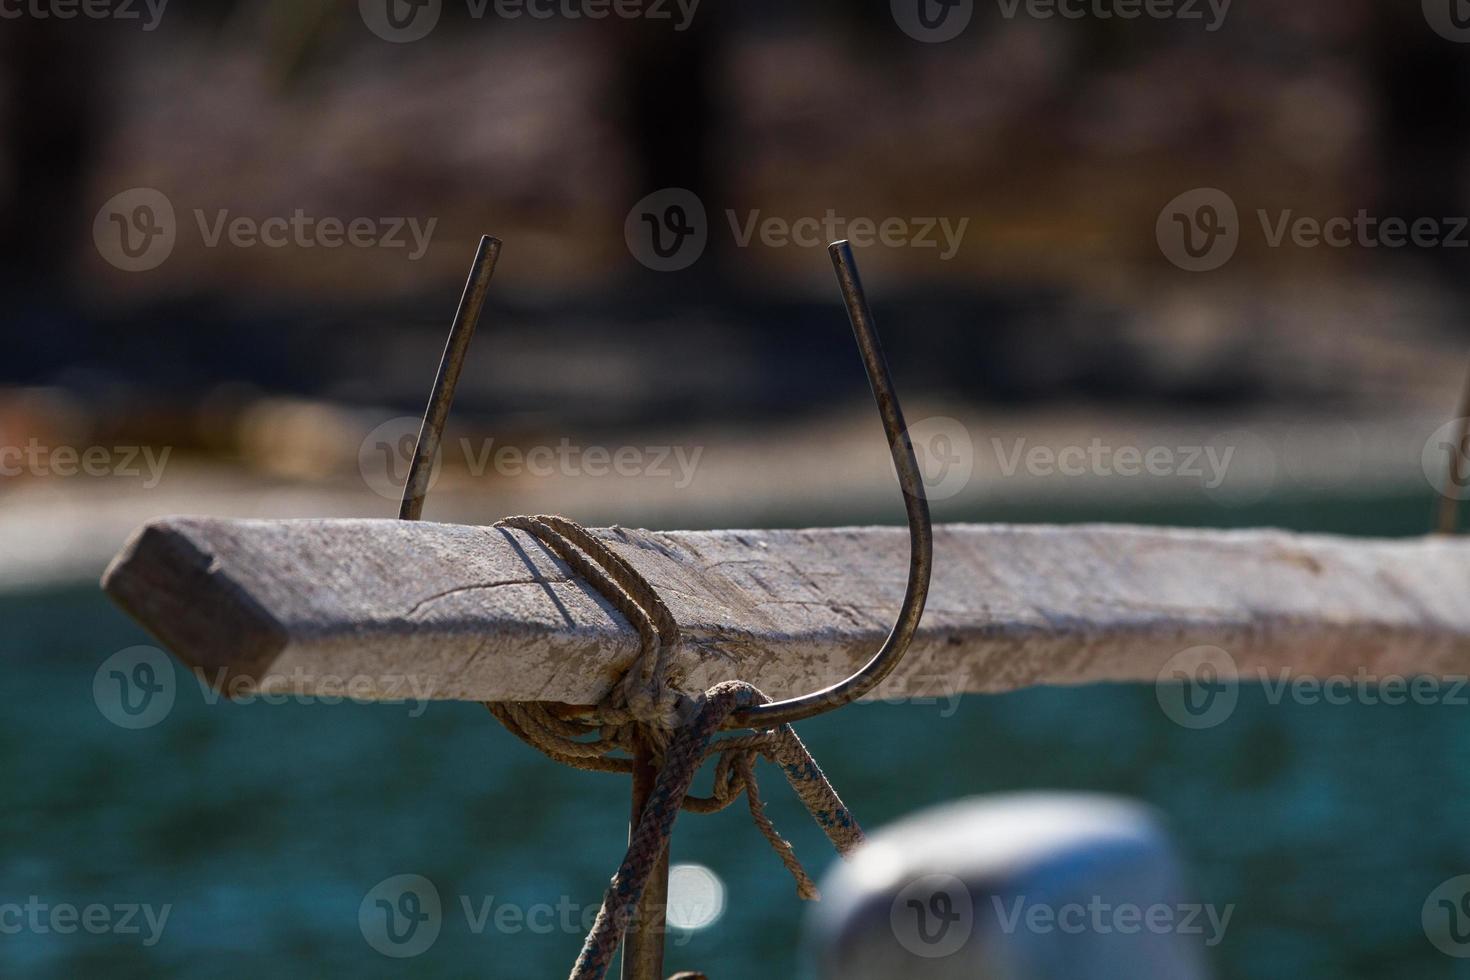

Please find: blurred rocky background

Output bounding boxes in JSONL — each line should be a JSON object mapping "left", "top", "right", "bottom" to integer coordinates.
{"left": 4, "top": 1, "right": 1470, "bottom": 568}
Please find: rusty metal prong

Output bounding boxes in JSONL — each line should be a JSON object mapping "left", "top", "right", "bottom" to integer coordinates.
{"left": 621, "top": 737, "right": 669, "bottom": 980}
{"left": 726, "top": 240, "right": 934, "bottom": 730}
{"left": 399, "top": 235, "right": 502, "bottom": 521}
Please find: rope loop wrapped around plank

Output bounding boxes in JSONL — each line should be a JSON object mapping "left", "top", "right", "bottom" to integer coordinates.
{"left": 484, "top": 515, "right": 865, "bottom": 980}
{"left": 495, "top": 514, "right": 691, "bottom": 738}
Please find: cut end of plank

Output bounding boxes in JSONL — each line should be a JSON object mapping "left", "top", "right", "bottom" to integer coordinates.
{"left": 103, "top": 521, "right": 290, "bottom": 692}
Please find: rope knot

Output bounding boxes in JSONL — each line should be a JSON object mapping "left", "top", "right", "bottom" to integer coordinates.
{"left": 614, "top": 671, "right": 691, "bottom": 734}
{"left": 483, "top": 517, "right": 865, "bottom": 980}
{"left": 495, "top": 514, "right": 688, "bottom": 736}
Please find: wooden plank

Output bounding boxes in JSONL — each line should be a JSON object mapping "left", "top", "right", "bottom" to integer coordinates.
{"left": 101, "top": 518, "right": 1470, "bottom": 704}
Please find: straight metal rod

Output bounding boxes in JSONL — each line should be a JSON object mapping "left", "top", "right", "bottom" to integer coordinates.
{"left": 399, "top": 235, "right": 502, "bottom": 521}
{"left": 622, "top": 738, "right": 668, "bottom": 980}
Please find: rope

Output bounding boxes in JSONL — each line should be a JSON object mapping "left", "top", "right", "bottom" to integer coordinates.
{"left": 484, "top": 515, "right": 865, "bottom": 980}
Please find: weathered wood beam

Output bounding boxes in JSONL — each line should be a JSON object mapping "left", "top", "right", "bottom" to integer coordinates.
{"left": 102, "top": 518, "right": 1470, "bottom": 704}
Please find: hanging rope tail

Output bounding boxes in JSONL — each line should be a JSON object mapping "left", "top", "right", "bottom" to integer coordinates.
{"left": 483, "top": 516, "right": 865, "bottom": 980}
{"left": 569, "top": 680, "right": 861, "bottom": 980}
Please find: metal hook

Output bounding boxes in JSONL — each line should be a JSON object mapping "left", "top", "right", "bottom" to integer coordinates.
{"left": 394, "top": 236, "right": 929, "bottom": 979}
{"left": 395, "top": 236, "right": 933, "bottom": 732}
{"left": 725, "top": 240, "right": 933, "bottom": 730}
{"left": 399, "top": 235, "right": 501, "bottom": 522}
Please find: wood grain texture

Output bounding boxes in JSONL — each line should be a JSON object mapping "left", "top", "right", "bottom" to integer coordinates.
{"left": 102, "top": 518, "right": 1470, "bottom": 704}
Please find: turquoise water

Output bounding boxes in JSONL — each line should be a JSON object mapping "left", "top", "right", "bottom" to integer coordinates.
{"left": 5, "top": 491, "right": 1470, "bottom": 978}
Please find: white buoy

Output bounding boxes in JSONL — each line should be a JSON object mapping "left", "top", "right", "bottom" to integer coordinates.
{"left": 807, "top": 794, "right": 1216, "bottom": 980}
